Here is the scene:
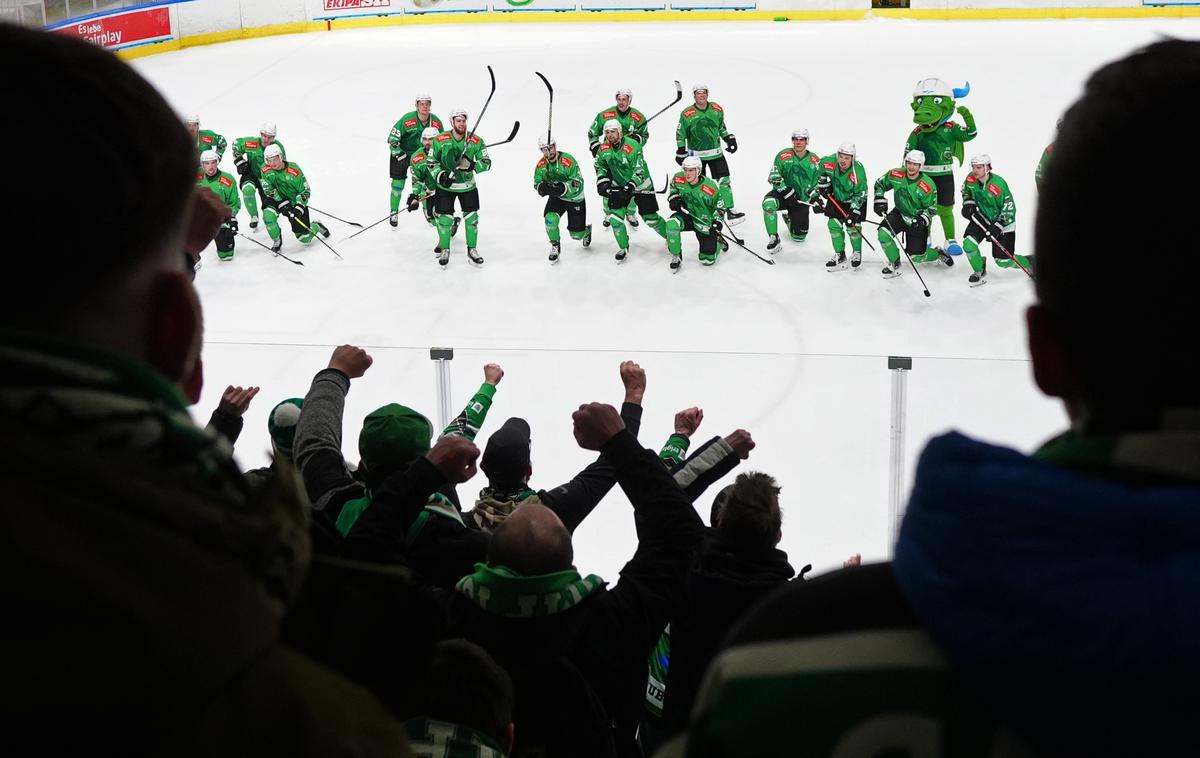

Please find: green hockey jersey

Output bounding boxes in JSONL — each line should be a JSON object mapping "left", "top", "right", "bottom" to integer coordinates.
{"left": 196, "top": 169, "right": 241, "bottom": 217}
{"left": 261, "top": 161, "right": 312, "bottom": 205}
{"left": 388, "top": 111, "right": 444, "bottom": 158}
{"left": 1035, "top": 144, "right": 1053, "bottom": 188}
{"left": 588, "top": 106, "right": 650, "bottom": 152}
{"left": 668, "top": 172, "right": 722, "bottom": 228}
{"left": 534, "top": 151, "right": 586, "bottom": 203}
{"left": 196, "top": 129, "right": 228, "bottom": 159}
{"left": 595, "top": 137, "right": 652, "bottom": 191}
{"left": 676, "top": 102, "right": 730, "bottom": 160}
{"left": 430, "top": 131, "right": 492, "bottom": 193}
{"left": 410, "top": 148, "right": 437, "bottom": 197}
{"left": 961, "top": 171, "right": 1016, "bottom": 231}
{"left": 817, "top": 155, "right": 869, "bottom": 212}
{"left": 232, "top": 137, "right": 285, "bottom": 176}
{"left": 904, "top": 118, "right": 977, "bottom": 175}
{"left": 874, "top": 168, "right": 937, "bottom": 225}
{"left": 769, "top": 147, "right": 823, "bottom": 199}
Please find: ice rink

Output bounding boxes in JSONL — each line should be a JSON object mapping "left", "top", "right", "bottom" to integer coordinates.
{"left": 133, "top": 17, "right": 1198, "bottom": 577}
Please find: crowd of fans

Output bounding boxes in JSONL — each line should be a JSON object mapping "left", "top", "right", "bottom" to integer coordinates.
{"left": 4, "top": 20, "right": 1199, "bottom": 757}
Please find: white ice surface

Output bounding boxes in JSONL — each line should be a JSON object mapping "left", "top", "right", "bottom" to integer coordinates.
{"left": 133, "top": 18, "right": 1200, "bottom": 578}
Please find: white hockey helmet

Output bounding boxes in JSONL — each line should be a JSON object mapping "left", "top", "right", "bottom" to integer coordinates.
{"left": 692, "top": 83, "right": 709, "bottom": 94}
{"left": 421, "top": 126, "right": 440, "bottom": 141}
{"left": 449, "top": 108, "right": 468, "bottom": 121}
{"left": 837, "top": 141, "right": 857, "bottom": 157}
{"left": 260, "top": 121, "right": 277, "bottom": 137}
{"left": 184, "top": 114, "right": 200, "bottom": 126}
{"left": 263, "top": 143, "right": 283, "bottom": 161}
{"left": 970, "top": 153, "right": 992, "bottom": 167}
{"left": 904, "top": 149, "right": 926, "bottom": 166}
{"left": 791, "top": 128, "right": 810, "bottom": 141}
{"left": 200, "top": 149, "right": 219, "bottom": 164}
{"left": 415, "top": 94, "right": 432, "bottom": 104}
{"left": 538, "top": 135, "right": 556, "bottom": 151}
{"left": 682, "top": 155, "right": 703, "bottom": 171}
{"left": 615, "top": 88, "right": 633, "bottom": 100}
{"left": 912, "top": 78, "right": 952, "bottom": 98}
{"left": 603, "top": 118, "right": 622, "bottom": 134}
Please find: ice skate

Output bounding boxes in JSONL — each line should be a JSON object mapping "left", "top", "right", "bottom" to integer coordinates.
{"left": 615, "top": 248, "right": 627, "bottom": 264}
{"left": 549, "top": 241, "right": 561, "bottom": 264}
{"left": 438, "top": 248, "right": 449, "bottom": 268}
{"left": 826, "top": 253, "right": 848, "bottom": 271}
{"left": 766, "top": 234, "right": 781, "bottom": 252}
{"left": 467, "top": 247, "right": 483, "bottom": 267}
{"left": 851, "top": 250, "right": 862, "bottom": 269}
{"left": 670, "top": 254, "right": 682, "bottom": 273}
{"left": 389, "top": 212, "right": 398, "bottom": 228}
{"left": 726, "top": 209, "right": 746, "bottom": 226}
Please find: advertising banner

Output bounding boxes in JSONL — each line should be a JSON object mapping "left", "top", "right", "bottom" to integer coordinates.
{"left": 50, "top": 5, "right": 174, "bottom": 50}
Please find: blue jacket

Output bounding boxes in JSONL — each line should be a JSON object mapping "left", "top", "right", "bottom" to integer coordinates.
{"left": 894, "top": 431, "right": 1200, "bottom": 755}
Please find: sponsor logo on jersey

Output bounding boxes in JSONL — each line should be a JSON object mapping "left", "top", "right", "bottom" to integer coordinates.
{"left": 917, "top": 180, "right": 932, "bottom": 193}
{"left": 674, "top": 176, "right": 686, "bottom": 185}
{"left": 849, "top": 171, "right": 859, "bottom": 186}
{"left": 432, "top": 119, "right": 442, "bottom": 129}
{"left": 823, "top": 161, "right": 836, "bottom": 170}
{"left": 195, "top": 172, "right": 203, "bottom": 181}
{"left": 987, "top": 183, "right": 1002, "bottom": 197}
{"left": 561, "top": 157, "right": 573, "bottom": 168}
{"left": 404, "top": 119, "right": 418, "bottom": 128}
{"left": 201, "top": 135, "right": 213, "bottom": 144}
{"left": 436, "top": 134, "right": 452, "bottom": 142}
{"left": 598, "top": 143, "right": 612, "bottom": 152}
{"left": 413, "top": 152, "right": 425, "bottom": 164}
{"left": 602, "top": 110, "right": 617, "bottom": 119}
{"left": 219, "top": 176, "right": 234, "bottom": 187}
{"left": 246, "top": 140, "right": 260, "bottom": 149}
{"left": 622, "top": 144, "right": 634, "bottom": 154}
{"left": 700, "top": 183, "right": 717, "bottom": 197}
{"left": 780, "top": 151, "right": 795, "bottom": 160}
{"left": 810, "top": 154, "right": 819, "bottom": 163}
{"left": 631, "top": 112, "right": 643, "bottom": 121}
{"left": 286, "top": 166, "right": 301, "bottom": 177}
{"left": 469, "top": 136, "right": 480, "bottom": 144}
{"left": 890, "top": 169, "right": 905, "bottom": 178}
{"left": 711, "top": 103, "right": 723, "bottom": 112}
{"left": 682, "top": 108, "right": 697, "bottom": 118}
{"left": 537, "top": 158, "right": 548, "bottom": 168}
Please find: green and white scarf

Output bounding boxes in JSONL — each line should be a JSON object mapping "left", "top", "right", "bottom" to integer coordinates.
{"left": 456, "top": 563, "right": 606, "bottom": 618}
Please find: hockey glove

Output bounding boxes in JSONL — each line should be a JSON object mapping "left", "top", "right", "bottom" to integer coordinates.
{"left": 235, "top": 156, "right": 249, "bottom": 176}
{"left": 809, "top": 194, "right": 825, "bottom": 213}
{"left": 292, "top": 204, "right": 307, "bottom": 221}
{"left": 817, "top": 176, "right": 832, "bottom": 197}
{"left": 228, "top": 219, "right": 239, "bottom": 234}
{"left": 989, "top": 223, "right": 1006, "bottom": 242}
{"left": 874, "top": 199, "right": 889, "bottom": 217}
{"left": 406, "top": 194, "right": 420, "bottom": 212}
{"left": 911, "top": 215, "right": 929, "bottom": 232}
{"left": 724, "top": 135, "right": 738, "bottom": 154}
{"left": 849, "top": 207, "right": 866, "bottom": 225}
{"left": 623, "top": 181, "right": 638, "bottom": 196}
{"left": 438, "top": 170, "right": 455, "bottom": 187}
{"left": 597, "top": 178, "right": 613, "bottom": 198}
{"left": 390, "top": 149, "right": 408, "bottom": 162}
{"left": 276, "top": 200, "right": 293, "bottom": 218}
{"left": 589, "top": 142, "right": 601, "bottom": 157}
{"left": 628, "top": 131, "right": 645, "bottom": 144}
{"left": 536, "top": 181, "right": 550, "bottom": 197}
{"left": 675, "top": 147, "right": 688, "bottom": 165}
{"left": 668, "top": 195, "right": 684, "bottom": 212}
{"left": 455, "top": 155, "right": 476, "bottom": 172}
{"left": 779, "top": 187, "right": 796, "bottom": 202}
{"left": 961, "top": 199, "right": 977, "bottom": 221}
{"left": 711, "top": 219, "right": 724, "bottom": 233}
{"left": 548, "top": 181, "right": 566, "bottom": 198}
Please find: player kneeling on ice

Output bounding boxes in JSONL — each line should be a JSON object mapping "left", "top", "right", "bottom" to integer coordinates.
{"left": 666, "top": 156, "right": 729, "bottom": 271}
{"left": 815, "top": 142, "right": 869, "bottom": 271}
{"left": 873, "top": 149, "right": 944, "bottom": 279}
{"left": 260, "top": 144, "right": 329, "bottom": 252}
{"left": 588, "top": 88, "right": 649, "bottom": 230}
{"left": 961, "top": 154, "right": 1030, "bottom": 286}
{"left": 594, "top": 119, "right": 667, "bottom": 263}
{"left": 197, "top": 149, "right": 241, "bottom": 261}
{"left": 431, "top": 108, "right": 491, "bottom": 268}
{"left": 763, "top": 128, "right": 822, "bottom": 251}
{"left": 534, "top": 136, "right": 592, "bottom": 264}
{"left": 232, "top": 122, "right": 283, "bottom": 231}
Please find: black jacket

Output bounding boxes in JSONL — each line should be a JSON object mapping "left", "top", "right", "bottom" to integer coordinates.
{"left": 445, "top": 430, "right": 704, "bottom": 758}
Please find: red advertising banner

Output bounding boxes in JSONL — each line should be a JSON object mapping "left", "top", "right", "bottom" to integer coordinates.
{"left": 324, "top": 0, "right": 393, "bottom": 8}
{"left": 53, "top": 6, "right": 173, "bottom": 51}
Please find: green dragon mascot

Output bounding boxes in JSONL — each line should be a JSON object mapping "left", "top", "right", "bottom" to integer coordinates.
{"left": 905, "top": 78, "right": 976, "bottom": 256}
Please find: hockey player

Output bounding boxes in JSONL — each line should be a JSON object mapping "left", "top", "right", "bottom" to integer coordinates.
{"left": 232, "top": 123, "right": 284, "bottom": 231}
{"left": 260, "top": 143, "right": 328, "bottom": 252}
{"left": 430, "top": 108, "right": 491, "bottom": 268}
{"left": 872, "top": 149, "right": 940, "bottom": 279}
{"left": 1035, "top": 118, "right": 1062, "bottom": 190}
{"left": 388, "top": 95, "right": 443, "bottom": 228}
{"left": 815, "top": 142, "right": 869, "bottom": 271}
{"left": 534, "top": 136, "right": 592, "bottom": 264}
{"left": 666, "top": 155, "right": 730, "bottom": 271}
{"left": 762, "top": 128, "right": 822, "bottom": 251}
{"left": 676, "top": 85, "right": 745, "bottom": 225}
{"left": 594, "top": 119, "right": 668, "bottom": 263}
{"left": 960, "top": 154, "right": 1029, "bottom": 286}
{"left": 187, "top": 115, "right": 227, "bottom": 161}
{"left": 588, "top": 88, "right": 649, "bottom": 229}
{"left": 197, "top": 149, "right": 240, "bottom": 261}
{"left": 407, "top": 126, "right": 440, "bottom": 227}
{"left": 905, "top": 78, "right": 977, "bottom": 254}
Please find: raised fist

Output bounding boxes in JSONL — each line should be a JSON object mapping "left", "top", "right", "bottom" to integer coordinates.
{"left": 724, "top": 429, "right": 755, "bottom": 460}
{"left": 572, "top": 402, "right": 625, "bottom": 451}
{"left": 619, "top": 360, "right": 646, "bottom": 403}
{"left": 483, "top": 363, "right": 504, "bottom": 386}
{"left": 426, "top": 435, "right": 480, "bottom": 483}
{"left": 328, "top": 344, "right": 373, "bottom": 380}
{"left": 674, "top": 407, "right": 704, "bottom": 437}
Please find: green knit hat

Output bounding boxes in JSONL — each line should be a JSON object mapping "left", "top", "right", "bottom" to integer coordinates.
{"left": 267, "top": 398, "right": 304, "bottom": 460}
{"left": 358, "top": 403, "right": 434, "bottom": 485}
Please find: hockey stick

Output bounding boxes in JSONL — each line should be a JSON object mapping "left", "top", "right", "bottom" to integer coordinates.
{"left": 237, "top": 232, "right": 304, "bottom": 266}
{"left": 460, "top": 65, "right": 496, "bottom": 162}
{"left": 308, "top": 205, "right": 362, "bottom": 228}
{"left": 631, "top": 80, "right": 683, "bottom": 134}
{"left": 679, "top": 206, "right": 774, "bottom": 265}
{"left": 880, "top": 214, "right": 932, "bottom": 297}
{"left": 485, "top": 121, "right": 521, "bottom": 148}
{"left": 655, "top": 174, "right": 672, "bottom": 194}
{"left": 348, "top": 213, "right": 392, "bottom": 239}
{"left": 535, "top": 71, "right": 553, "bottom": 144}
{"left": 970, "top": 212, "right": 1033, "bottom": 278}
{"left": 289, "top": 212, "right": 344, "bottom": 260}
